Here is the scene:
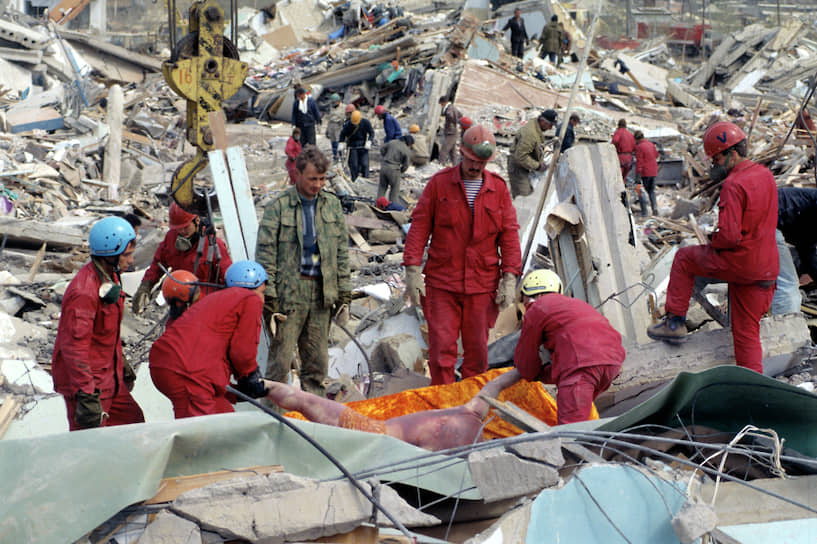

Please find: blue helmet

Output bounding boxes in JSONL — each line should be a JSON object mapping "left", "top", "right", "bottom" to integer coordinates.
{"left": 225, "top": 260, "right": 268, "bottom": 288}
{"left": 89, "top": 216, "right": 136, "bottom": 257}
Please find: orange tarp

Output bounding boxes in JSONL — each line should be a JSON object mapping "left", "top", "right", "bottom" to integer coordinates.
{"left": 287, "top": 368, "right": 599, "bottom": 440}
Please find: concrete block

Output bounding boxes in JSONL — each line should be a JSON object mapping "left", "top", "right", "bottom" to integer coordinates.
{"left": 0, "top": 357, "right": 54, "bottom": 395}
{"left": 374, "top": 483, "right": 441, "bottom": 528}
{"left": 671, "top": 502, "right": 718, "bottom": 544}
{"left": 369, "top": 333, "right": 423, "bottom": 374}
{"left": 506, "top": 438, "right": 565, "bottom": 468}
{"left": 137, "top": 510, "right": 201, "bottom": 544}
{"left": 468, "top": 447, "right": 560, "bottom": 503}
{"left": 670, "top": 197, "right": 703, "bottom": 220}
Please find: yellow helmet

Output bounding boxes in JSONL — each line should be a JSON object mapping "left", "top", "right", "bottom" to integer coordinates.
{"left": 520, "top": 269, "right": 562, "bottom": 296}
{"left": 409, "top": 124, "right": 420, "bottom": 133}
{"left": 351, "top": 110, "right": 362, "bottom": 125}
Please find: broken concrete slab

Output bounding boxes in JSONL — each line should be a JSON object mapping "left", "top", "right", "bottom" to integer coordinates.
{"left": 506, "top": 437, "right": 565, "bottom": 468}
{"left": 370, "top": 333, "right": 423, "bottom": 373}
{"left": 136, "top": 510, "right": 201, "bottom": 544}
{"left": 467, "top": 446, "right": 560, "bottom": 503}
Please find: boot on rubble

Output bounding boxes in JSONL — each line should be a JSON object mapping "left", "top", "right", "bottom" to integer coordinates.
{"left": 647, "top": 313, "right": 688, "bottom": 344}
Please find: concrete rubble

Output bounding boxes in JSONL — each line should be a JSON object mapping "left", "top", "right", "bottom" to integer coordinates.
{"left": 2, "top": 0, "right": 817, "bottom": 542}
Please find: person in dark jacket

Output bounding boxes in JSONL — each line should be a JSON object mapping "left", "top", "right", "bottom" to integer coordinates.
{"left": 378, "top": 134, "right": 412, "bottom": 204}
{"left": 339, "top": 110, "right": 374, "bottom": 181}
{"left": 558, "top": 113, "right": 580, "bottom": 153}
{"left": 374, "top": 105, "right": 402, "bottom": 143}
{"left": 770, "top": 187, "right": 817, "bottom": 315}
{"left": 539, "top": 15, "right": 562, "bottom": 64}
{"left": 291, "top": 87, "right": 321, "bottom": 147}
{"left": 502, "top": 8, "right": 529, "bottom": 59}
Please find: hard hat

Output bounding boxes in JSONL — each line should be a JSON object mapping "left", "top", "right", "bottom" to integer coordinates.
{"left": 225, "top": 260, "right": 268, "bottom": 289}
{"left": 376, "top": 196, "right": 390, "bottom": 208}
{"left": 161, "top": 270, "right": 199, "bottom": 303}
{"left": 345, "top": 104, "right": 356, "bottom": 113}
{"left": 169, "top": 202, "right": 197, "bottom": 230}
{"left": 374, "top": 105, "right": 386, "bottom": 115}
{"left": 459, "top": 116, "right": 473, "bottom": 129}
{"left": 539, "top": 109, "right": 558, "bottom": 124}
{"left": 460, "top": 125, "right": 496, "bottom": 161}
{"left": 330, "top": 93, "right": 340, "bottom": 102}
{"left": 409, "top": 124, "right": 420, "bottom": 134}
{"left": 703, "top": 121, "right": 746, "bottom": 158}
{"left": 520, "top": 269, "right": 562, "bottom": 296}
{"left": 351, "top": 110, "right": 362, "bottom": 125}
{"left": 89, "top": 216, "right": 136, "bottom": 257}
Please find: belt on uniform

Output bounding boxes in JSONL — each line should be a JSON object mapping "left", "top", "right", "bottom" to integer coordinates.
{"left": 755, "top": 280, "right": 775, "bottom": 288}
{"left": 300, "top": 274, "right": 321, "bottom": 280}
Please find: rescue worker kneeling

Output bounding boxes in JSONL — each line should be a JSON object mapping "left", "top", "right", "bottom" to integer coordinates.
{"left": 149, "top": 260, "right": 273, "bottom": 418}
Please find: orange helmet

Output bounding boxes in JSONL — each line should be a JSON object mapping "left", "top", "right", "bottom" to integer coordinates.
{"left": 703, "top": 121, "right": 746, "bottom": 158}
{"left": 461, "top": 125, "right": 496, "bottom": 161}
{"left": 351, "top": 110, "right": 362, "bottom": 125}
{"left": 459, "top": 116, "right": 473, "bottom": 129}
{"left": 409, "top": 124, "right": 420, "bottom": 133}
{"left": 345, "top": 103, "right": 356, "bottom": 113}
{"left": 168, "top": 202, "right": 197, "bottom": 230}
{"left": 161, "top": 270, "right": 199, "bottom": 303}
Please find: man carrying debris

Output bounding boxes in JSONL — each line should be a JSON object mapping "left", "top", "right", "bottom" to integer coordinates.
{"left": 403, "top": 125, "right": 522, "bottom": 385}
{"left": 507, "top": 109, "right": 557, "bottom": 198}
{"left": 338, "top": 109, "right": 374, "bottom": 181}
{"left": 256, "top": 145, "right": 351, "bottom": 396}
{"left": 324, "top": 93, "right": 346, "bottom": 162}
{"left": 291, "top": 87, "right": 321, "bottom": 147}
{"left": 539, "top": 14, "right": 563, "bottom": 64}
{"left": 513, "top": 269, "right": 625, "bottom": 424}
{"left": 502, "top": 8, "right": 529, "bottom": 59}
{"left": 647, "top": 122, "right": 778, "bottom": 374}
{"left": 439, "top": 96, "right": 462, "bottom": 166}
{"left": 132, "top": 202, "right": 232, "bottom": 313}
{"left": 52, "top": 216, "right": 145, "bottom": 431}
{"left": 634, "top": 131, "right": 659, "bottom": 216}
{"left": 374, "top": 105, "right": 402, "bottom": 143}
{"left": 149, "top": 261, "right": 273, "bottom": 418}
{"left": 378, "top": 134, "right": 412, "bottom": 205}
{"left": 559, "top": 113, "right": 580, "bottom": 153}
{"left": 407, "top": 124, "right": 430, "bottom": 166}
{"left": 612, "top": 118, "right": 636, "bottom": 181}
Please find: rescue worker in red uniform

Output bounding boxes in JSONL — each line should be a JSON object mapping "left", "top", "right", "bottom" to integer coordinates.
{"left": 611, "top": 118, "right": 636, "bottom": 181}
{"left": 149, "top": 261, "right": 272, "bottom": 418}
{"left": 634, "top": 130, "right": 659, "bottom": 216}
{"left": 648, "top": 122, "right": 778, "bottom": 374}
{"left": 132, "top": 202, "right": 232, "bottom": 313}
{"left": 52, "top": 216, "right": 146, "bottom": 431}
{"left": 403, "top": 125, "right": 522, "bottom": 385}
{"left": 513, "top": 269, "right": 625, "bottom": 424}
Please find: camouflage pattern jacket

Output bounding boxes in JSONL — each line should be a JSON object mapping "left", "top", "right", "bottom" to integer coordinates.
{"left": 256, "top": 186, "right": 350, "bottom": 310}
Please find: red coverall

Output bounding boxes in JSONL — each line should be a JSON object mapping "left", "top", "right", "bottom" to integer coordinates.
{"left": 403, "top": 166, "right": 522, "bottom": 384}
{"left": 635, "top": 140, "right": 659, "bottom": 177}
{"left": 149, "top": 287, "right": 263, "bottom": 418}
{"left": 665, "top": 160, "right": 779, "bottom": 373}
{"left": 285, "top": 136, "right": 302, "bottom": 185}
{"left": 514, "top": 293, "right": 625, "bottom": 424}
{"left": 52, "top": 261, "right": 145, "bottom": 431}
{"left": 142, "top": 229, "right": 232, "bottom": 296}
{"left": 612, "top": 127, "right": 636, "bottom": 180}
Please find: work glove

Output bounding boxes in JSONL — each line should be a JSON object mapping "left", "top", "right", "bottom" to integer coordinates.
{"left": 495, "top": 273, "right": 519, "bottom": 311}
{"left": 236, "top": 369, "right": 269, "bottom": 398}
{"left": 75, "top": 389, "right": 107, "bottom": 429}
{"left": 338, "top": 142, "right": 346, "bottom": 154}
{"left": 364, "top": 140, "right": 372, "bottom": 150}
{"left": 122, "top": 356, "right": 137, "bottom": 392}
{"left": 132, "top": 281, "right": 153, "bottom": 314}
{"left": 403, "top": 265, "right": 425, "bottom": 307}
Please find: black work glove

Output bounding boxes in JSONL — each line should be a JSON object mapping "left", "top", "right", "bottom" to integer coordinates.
{"left": 123, "top": 356, "right": 137, "bottom": 392}
{"left": 236, "top": 369, "right": 268, "bottom": 398}
{"left": 75, "top": 389, "right": 105, "bottom": 429}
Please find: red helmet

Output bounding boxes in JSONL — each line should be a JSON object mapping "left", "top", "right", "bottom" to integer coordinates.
{"left": 703, "top": 121, "right": 746, "bottom": 158}
{"left": 345, "top": 104, "right": 356, "bottom": 113}
{"left": 460, "top": 125, "right": 496, "bottom": 161}
{"left": 168, "top": 202, "right": 197, "bottom": 230}
{"left": 161, "top": 270, "right": 199, "bottom": 303}
{"left": 374, "top": 105, "right": 386, "bottom": 115}
{"left": 376, "top": 196, "right": 390, "bottom": 209}
{"left": 459, "top": 116, "right": 473, "bottom": 129}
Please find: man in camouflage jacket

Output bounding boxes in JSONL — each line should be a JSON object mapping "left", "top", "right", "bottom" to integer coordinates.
{"left": 256, "top": 145, "right": 351, "bottom": 395}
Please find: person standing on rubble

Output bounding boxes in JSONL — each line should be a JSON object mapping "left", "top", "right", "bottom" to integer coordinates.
{"left": 132, "top": 202, "right": 232, "bottom": 314}
{"left": 285, "top": 127, "right": 302, "bottom": 185}
{"left": 647, "top": 122, "right": 778, "bottom": 374}
{"left": 771, "top": 187, "right": 817, "bottom": 315}
{"left": 539, "top": 15, "right": 563, "bottom": 65}
{"left": 612, "top": 118, "right": 636, "bottom": 182}
{"left": 374, "top": 105, "right": 402, "bottom": 143}
{"left": 291, "top": 87, "right": 321, "bottom": 147}
{"left": 325, "top": 94, "right": 346, "bottom": 162}
{"left": 256, "top": 145, "right": 351, "bottom": 396}
{"left": 149, "top": 261, "right": 273, "bottom": 418}
{"left": 407, "top": 124, "right": 430, "bottom": 166}
{"left": 634, "top": 131, "right": 659, "bottom": 216}
{"left": 439, "top": 96, "right": 462, "bottom": 166}
{"left": 559, "top": 113, "right": 580, "bottom": 153}
{"left": 513, "top": 269, "right": 625, "bottom": 424}
{"left": 52, "top": 216, "right": 145, "bottom": 431}
{"left": 378, "top": 134, "right": 412, "bottom": 205}
{"left": 507, "top": 109, "right": 557, "bottom": 198}
{"left": 502, "top": 8, "right": 529, "bottom": 59}
{"left": 338, "top": 109, "right": 374, "bottom": 181}
{"left": 403, "top": 125, "right": 522, "bottom": 385}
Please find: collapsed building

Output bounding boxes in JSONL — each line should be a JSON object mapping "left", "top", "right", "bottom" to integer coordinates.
{"left": 1, "top": 0, "right": 817, "bottom": 542}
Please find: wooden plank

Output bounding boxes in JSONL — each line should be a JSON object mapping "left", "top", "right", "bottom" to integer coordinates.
{"left": 27, "top": 242, "right": 47, "bottom": 282}
{"left": 0, "top": 217, "right": 84, "bottom": 248}
{"left": 121, "top": 129, "right": 152, "bottom": 146}
{"left": 144, "top": 465, "right": 283, "bottom": 504}
{"left": 345, "top": 215, "right": 395, "bottom": 230}
{"left": 348, "top": 225, "right": 372, "bottom": 252}
{"left": 0, "top": 396, "right": 20, "bottom": 439}
{"left": 226, "top": 146, "right": 258, "bottom": 259}
{"left": 209, "top": 147, "right": 258, "bottom": 260}
{"left": 208, "top": 110, "right": 228, "bottom": 151}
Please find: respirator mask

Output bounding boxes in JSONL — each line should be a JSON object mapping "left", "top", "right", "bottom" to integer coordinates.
{"left": 175, "top": 231, "right": 199, "bottom": 252}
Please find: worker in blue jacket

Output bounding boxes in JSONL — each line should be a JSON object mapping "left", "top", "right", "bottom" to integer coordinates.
{"left": 375, "top": 105, "right": 402, "bottom": 142}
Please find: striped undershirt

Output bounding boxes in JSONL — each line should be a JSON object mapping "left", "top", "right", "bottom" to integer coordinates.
{"left": 462, "top": 178, "right": 483, "bottom": 209}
